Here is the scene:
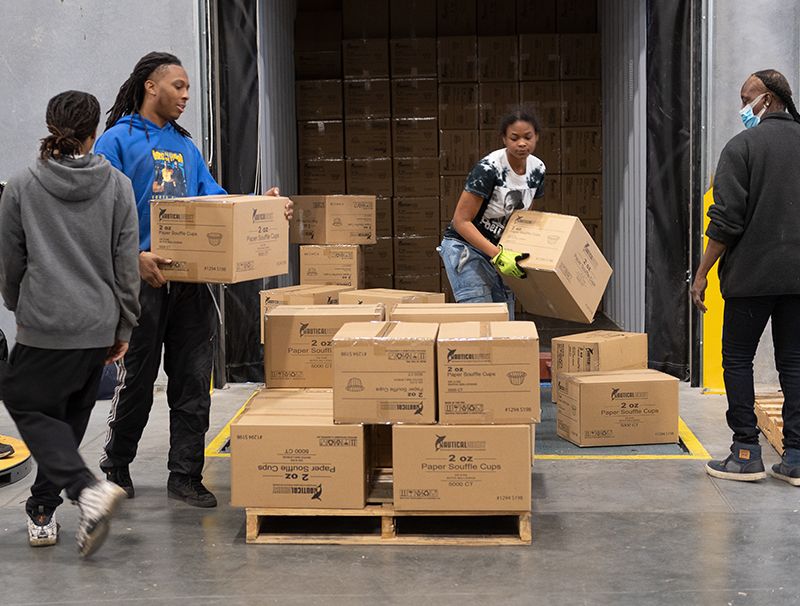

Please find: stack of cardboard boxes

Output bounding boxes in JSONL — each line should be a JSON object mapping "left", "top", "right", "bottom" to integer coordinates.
{"left": 294, "top": 0, "right": 601, "bottom": 301}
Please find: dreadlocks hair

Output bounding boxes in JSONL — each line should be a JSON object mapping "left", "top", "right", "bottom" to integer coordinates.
{"left": 753, "top": 69, "right": 800, "bottom": 125}
{"left": 104, "top": 51, "right": 192, "bottom": 139}
{"left": 39, "top": 91, "right": 100, "bottom": 161}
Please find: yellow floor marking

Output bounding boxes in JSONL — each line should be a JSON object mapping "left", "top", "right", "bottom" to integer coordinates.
{"left": 204, "top": 389, "right": 259, "bottom": 458}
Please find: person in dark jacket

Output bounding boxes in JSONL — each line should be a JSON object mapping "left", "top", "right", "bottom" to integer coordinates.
{"left": 0, "top": 91, "right": 141, "bottom": 555}
{"left": 692, "top": 69, "right": 800, "bottom": 484}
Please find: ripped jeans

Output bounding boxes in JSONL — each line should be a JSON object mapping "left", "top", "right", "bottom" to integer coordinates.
{"left": 438, "top": 237, "right": 515, "bottom": 320}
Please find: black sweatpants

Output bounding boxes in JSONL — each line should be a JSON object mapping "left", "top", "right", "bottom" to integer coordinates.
{"left": 2, "top": 344, "right": 106, "bottom": 511}
{"left": 100, "top": 280, "right": 215, "bottom": 479}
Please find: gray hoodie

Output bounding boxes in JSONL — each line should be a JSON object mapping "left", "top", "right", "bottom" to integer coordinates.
{"left": 0, "top": 154, "right": 140, "bottom": 349}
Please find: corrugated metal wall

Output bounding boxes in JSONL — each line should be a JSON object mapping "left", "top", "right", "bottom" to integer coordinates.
{"left": 598, "top": 0, "right": 647, "bottom": 332}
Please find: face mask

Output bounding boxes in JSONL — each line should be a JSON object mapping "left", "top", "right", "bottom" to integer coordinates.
{"left": 740, "top": 93, "right": 767, "bottom": 128}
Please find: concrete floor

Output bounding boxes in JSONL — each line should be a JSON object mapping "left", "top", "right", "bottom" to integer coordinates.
{"left": 2, "top": 382, "right": 798, "bottom": 606}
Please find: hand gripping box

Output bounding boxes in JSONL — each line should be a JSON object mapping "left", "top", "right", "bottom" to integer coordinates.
{"left": 555, "top": 369, "right": 679, "bottom": 447}
{"left": 230, "top": 392, "right": 369, "bottom": 509}
{"left": 551, "top": 330, "right": 649, "bottom": 401}
{"left": 290, "top": 195, "right": 376, "bottom": 245}
{"left": 338, "top": 288, "right": 445, "bottom": 307}
{"left": 392, "top": 424, "right": 531, "bottom": 512}
{"left": 497, "top": 211, "right": 612, "bottom": 323}
{"left": 333, "top": 322, "right": 439, "bottom": 424}
{"left": 388, "top": 302, "right": 510, "bottom": 322}
{"left": 259, "top": 285, "right": 355, "bottom": 343}
{"left": 264, "top": 304, "right": 384, "bottom": 388}
{"left": 150, "top": 195, "right": 289, "bottom": 283}
{"left": 437, "top": 322, "right": 540, "bottom": 424}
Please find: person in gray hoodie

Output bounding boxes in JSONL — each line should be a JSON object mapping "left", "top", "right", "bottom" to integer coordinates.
{"left": 0, "top": 90, "right": 141, "bottom": 557}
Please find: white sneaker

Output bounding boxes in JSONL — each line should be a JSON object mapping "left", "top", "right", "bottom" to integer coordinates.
{"left": 76, "top": 480, "right": 127, "bottom": 558}
{"left": 27, "top": 506, "right": 59, "bottom": 547}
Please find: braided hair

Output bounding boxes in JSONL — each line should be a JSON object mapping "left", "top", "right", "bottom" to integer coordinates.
{"left": 39, "top": 91, "right": 100, "bottom": 161}
{"left": 104, "top": 51, "right": 192, "bottom": 139}
{"left": 753, "top": 69, "right": 800, "bottom": 124}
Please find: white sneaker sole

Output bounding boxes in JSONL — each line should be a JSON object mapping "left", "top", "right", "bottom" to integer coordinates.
{"left": 78, "top": 485, "right": 127, "bottom": 558}
{"left": 706, "top": 464, "right": 767, "bottom": 481}
{"left": 770, "top": 469, "right": 800, "bottom": 486}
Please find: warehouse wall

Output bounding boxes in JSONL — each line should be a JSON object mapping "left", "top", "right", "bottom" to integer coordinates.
{"left": 0, "top": 0, "right": 206, "bottom": 352}
{"left": 704, "top": 1, "right": 800, "bottom": 388}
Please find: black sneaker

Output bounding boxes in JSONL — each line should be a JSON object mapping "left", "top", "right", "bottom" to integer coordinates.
{"left": 27, "top": 506, "right": 59, "bottom": 547}
{"left": 104, "top": 466, "right": 135, "bottom": 498}
{"left": 706, "top": 442, "right": 767, "bottom": 481}
{"left": 771, "top": 447, "right": 800, "bottom": 486}
{"left": 167, "top": 474, "right": 217, "bottom": 508}
{"left": 0, "top": 442, "right": 14, "bottom": 459}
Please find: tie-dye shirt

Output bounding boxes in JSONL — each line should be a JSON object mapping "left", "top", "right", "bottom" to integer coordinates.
{"left": 444, "top": 148, "right": 546, "bottom": 246}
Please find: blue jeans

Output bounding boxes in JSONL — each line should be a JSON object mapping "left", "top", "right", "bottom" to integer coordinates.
{"left": 722, "top": 295, "right": 800, "bottom": 449}
{"left": 438, "top": 237, "right": 514, "bottom": 320}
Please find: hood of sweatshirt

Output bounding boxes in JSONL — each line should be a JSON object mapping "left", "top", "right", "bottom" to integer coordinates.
{"left": 31, "top": 154, "right": 113, "bottom": 202}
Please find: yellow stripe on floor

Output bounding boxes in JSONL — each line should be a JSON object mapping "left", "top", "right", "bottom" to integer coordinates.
{"left": 204, "top": 389, "right": 260, "bottom": 458}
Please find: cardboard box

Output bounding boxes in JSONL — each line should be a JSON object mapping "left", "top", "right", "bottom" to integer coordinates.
{"left": 440, "top": 175, "right": 466, "bottom": 221}
{"left": 264, "top": 304, "right": 383, "bottom": 388}
{"left": 230, "top": 393, "right": 368, "bottom": 509}
{"left": 551, "top": 330, "right": 648, "bottom": 398}
{"left": 390, "top": 0, "right": 437, "bottom": 38}
{"left": 362, "top": 236, "right": 394, "bottom": 275}
{"left": 342, "top": 0, "right": 389, "bottom": 38}
{"left": 520, "top": 81, "right": 561, "bottom": 128}
{"left": 393, "top": 424, "right": 531, "bottom": 511}
{"left": 343, "top": 79, "right": 392, "bottom": 119}
{"left": 437, "top": 36, "right": 478, "bottom": 82}
{"left": 389, "top": 302, "right": 510, "bottom": 322}
{"left": 556, "top": 0, "right": 598, "bottom": 34}
{"left": 539, "top": 173, "right": 562, "bottom": 214}
{"left": 532, "top": 127, "right": 561, "bottom": 173}
{"left": 561, "top": 80, "right": 602, "bottom": 126}
{"left": 294, "top": 10, "right": 342, "bottom": 51}
{"left": 294, "top": 51, "right": 342, "bottom": 80}
{"left": 562, "top": 174, "right": 602, "bottom": 220}
{"left": 333, "top": 322, "right": 439, "bottom": 424}
{"left": 375, "top": 196, "right": 393, "bottom": 237}
{"left": 391, "top": 79, "right": 438, "bottom": 119}
{"left": 298, "top": 160, "right": 346, "bottom": 195}
{"left": 343, "top": 39, "right": 390, "bottom": 79}
{"left": 478, "top": 36, "right": 519, "bottom": 82}
{"left": 479, "top": 82, "right": 520, "bottom": 129}
{"left": 392, "top": 118, "right": 439, "bottom": 157}
{"left": 290, "top": 195, "right": 376, "bottom": 245}
{"left": 560, "top": 34, "right": 601, "bottom": 79}
{"left": 439, "top": 130, "right": 480, "bottom": 175}
{"left": 367, "top": 274, "right": 394, "bottom": 289}
{"left": 259, "top": 284, "right": 353, "bottom": 343}
{"left": 344, "top": 119, "right": 391, "bottom": 158}
{"left": 438, "top": 321, "right": 540, "bottom": 424}
{"left": 390, "top": 38, "right": 437, "bottom": 78}
{"left": 518, "top": 35, "right": 560, "bottom": 80}
{"left": 339, "top": 288, "right": 445, "bottom": 307}
{"left": 394, "top": 236, "right": 440, "bottom": 275}
{"left": 555, "top": 369, "right": 679, "bottom": 447}
{"left": 374, "top": 424, "right": 393, "bottom": 468}
{"left": 394, "top": 274, "right": 441, "bottom": 293}
{"left": 297, "top": 120, "right": 344, "bottom": 160}
{"left": 477, "top": 0, "right": 517, "bottom": 36}
{"left": 437, "top": 0, "right": 477, "bottom": 36}
{"left": 561, "top": 127, "right": 602, "bottom": 174}
{"left": 583, "top": 218, "right": 603, "bottom": 251}
{"left": 393, "top": 197, "right": 440, "bottom": 237}
{"left": 150, "top": 195, "right": 289, "bottom": 284}
{"left": 299, "top": 244, "right": 365, "bottom": 288}
{"left": 479, "top": 129, "right": 502, "bottom": 157}
{"left": 393, "top": 158, "right": 439, "bottom": 197}
{"left": 438, "top": 84, "right": 480, "bottom": 130}
{"left": 296, "top": 80, "right": 343, "bottom": 121}
{"left": 345, "top": 158, "right": 393, "bottom": 196}
{"left": 497, "top": 211, "right": 612, "bottom": 323}
{"left": 517, "top": 0, "right": 557, "bottom": 34}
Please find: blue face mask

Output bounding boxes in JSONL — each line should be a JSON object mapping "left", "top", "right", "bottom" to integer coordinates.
{"left": 740, "top": 93, "right": 767, "bottom": 128}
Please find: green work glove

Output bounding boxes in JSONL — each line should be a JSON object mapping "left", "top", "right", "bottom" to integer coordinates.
{"left": 492, "top": 245, "right": 529, "bottom": 279}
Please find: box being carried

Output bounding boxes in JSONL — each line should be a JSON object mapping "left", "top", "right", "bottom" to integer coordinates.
{"left": 150, "top": 195, "right": 289, "bottom": 283}
{"left": 338, "top": 288, "right": 444, "bottom": 307}
{"left": 290, "top": 195, "right": 376, "bottom": 245}
{"left": 438, "top": 322, "right": 540, "bottom": 424}
{"left": 555, "top": 369, "right": 679, "bottom": 447}
{"left": 333, "top": 322, "right": 439, "bottom": 424}
{"left": 497, "top": 211, "right": 612, "bottom": 323}
{"left": 392, "top": 424, "right": 531, "bottom": 512}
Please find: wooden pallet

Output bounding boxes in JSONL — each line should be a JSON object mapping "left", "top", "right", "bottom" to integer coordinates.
{"left": 245, "top": 504, "right": 531, "bottom": 546}
{"left": 755, "top": 392, "right": 784, "bottom": 455}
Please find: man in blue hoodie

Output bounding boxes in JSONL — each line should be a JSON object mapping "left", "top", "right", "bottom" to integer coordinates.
{"left": 95, "top": 52, "right": 291, "bottom": 507}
